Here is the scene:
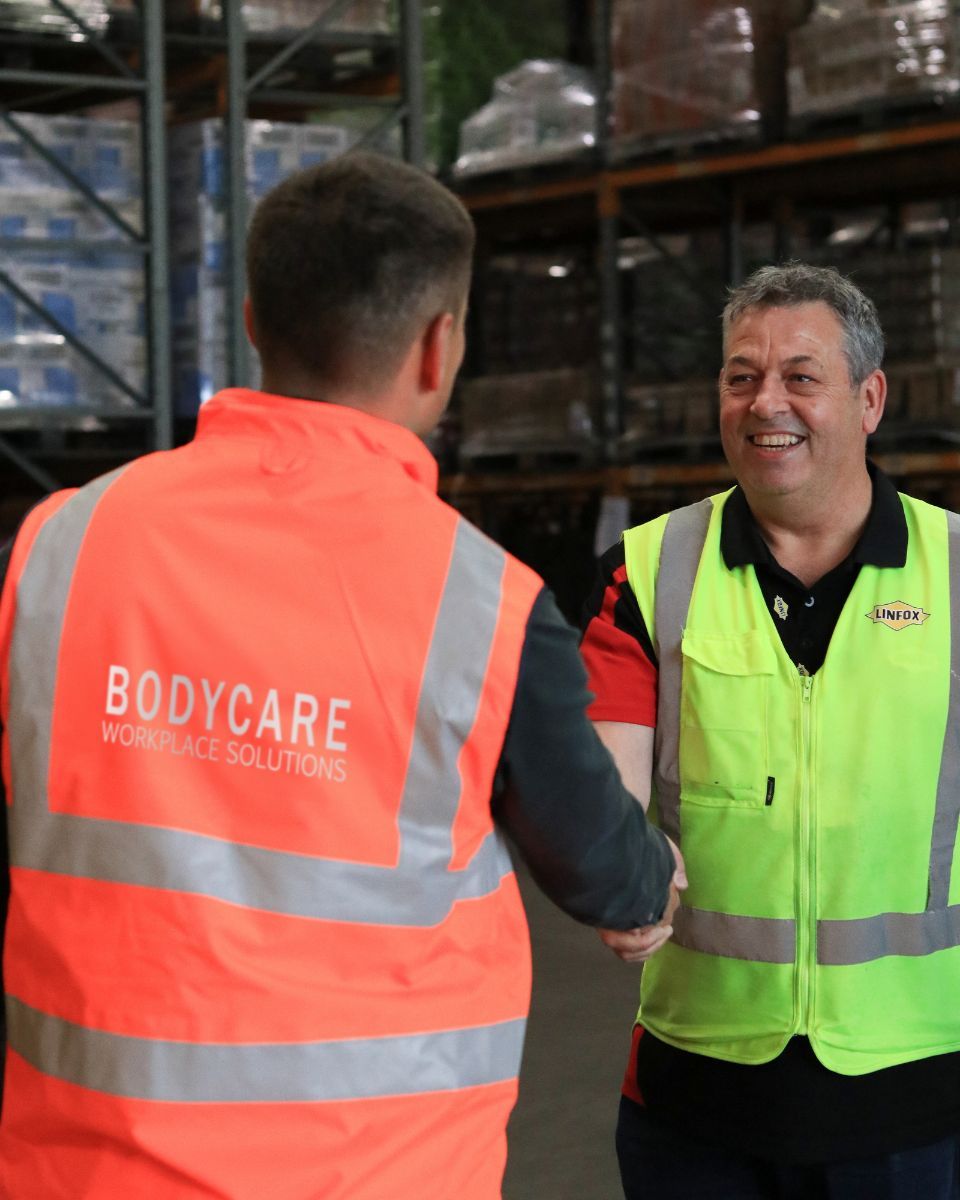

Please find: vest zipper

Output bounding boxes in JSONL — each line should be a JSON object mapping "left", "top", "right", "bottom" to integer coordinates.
{"left": 795, "top": 672, "right": 815, "bottom": 1033}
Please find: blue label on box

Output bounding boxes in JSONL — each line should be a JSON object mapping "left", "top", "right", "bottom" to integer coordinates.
{"left": 251, "top": 149, "right": 281, "bottom": 197}
{"left": 50, "top": 142, "right": 76, "bottom": 169}
{"left": 0, "top": 294, "right": 15, "bottom": 339}
{"left": 0, "top": 367, "right": 19, "bottom": 398}
{"left": 202, "top": 146, "right": 224, "bottom": 198}
{"left": 44, "top": 366, "right": 77, "bottom": 404}
{"left": 204, "top": 241, "right": 226, "bottom": 271}
{"left": 40, "top": 291, "right": 76, "bottom": 333}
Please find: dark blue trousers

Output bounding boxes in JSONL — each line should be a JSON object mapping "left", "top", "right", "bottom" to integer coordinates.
{"left": 616, "top": 1096, "right": 960, "bottom": 1200}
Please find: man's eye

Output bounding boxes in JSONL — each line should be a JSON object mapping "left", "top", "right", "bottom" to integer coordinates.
{"left": 790, "top": 374, "right": 814, "bottom": 384}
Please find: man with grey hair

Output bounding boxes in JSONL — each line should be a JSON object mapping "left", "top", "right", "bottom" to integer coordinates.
{"left": 580, "top": 262, "right": 960, "bottom": 1198}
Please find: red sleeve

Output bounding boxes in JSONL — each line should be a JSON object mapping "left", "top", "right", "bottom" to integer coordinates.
{"left": 621, "top": 1022, "right": 646, "bottom": 1104}
{"left": 580, "top": 544, "right": 657, "bottom": 727}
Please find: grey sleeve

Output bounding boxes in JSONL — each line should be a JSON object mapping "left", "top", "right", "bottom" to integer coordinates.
{"left": 492, "top": 587, "right": 673, "bottom": 930}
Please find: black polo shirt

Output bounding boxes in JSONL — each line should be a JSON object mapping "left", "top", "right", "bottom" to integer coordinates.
{"left": 720, "top": 465, "right": 907, "bottom": 676}
{"left": 635, "top": 465, "right": 960, "bottom": 1165}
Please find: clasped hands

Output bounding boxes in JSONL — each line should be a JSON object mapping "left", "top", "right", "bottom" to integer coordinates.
{"left": 598, "top": 837, "right": 687, "bottom": 964}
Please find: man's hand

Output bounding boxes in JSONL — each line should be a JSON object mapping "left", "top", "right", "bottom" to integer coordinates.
{"left": 598, "top": 837, "right": 687, "bottom": 964}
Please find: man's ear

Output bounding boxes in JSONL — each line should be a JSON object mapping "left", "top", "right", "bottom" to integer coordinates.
{"left": 861, "top": 368, "right": 886, "bottom": 435}
{"left": 419, "top": 312, "right": 454, "bottom": 393}
{"left": 243, "top": 296, "right": 258, "bottom": 350}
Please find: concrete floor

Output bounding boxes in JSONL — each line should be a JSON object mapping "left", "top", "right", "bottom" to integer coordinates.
{"left": 502, "top": 864, "right": 643, "bottom": 1200}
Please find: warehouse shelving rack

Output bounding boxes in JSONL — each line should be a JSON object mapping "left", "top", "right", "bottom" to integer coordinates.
{"left": 461, "top": 114, "right": 960, "bottom": 436}
{"left": 176, "top": 0, "right": 425, "bottom": 389}
{"left": 451, "top": 3, "right": 960, "bottom": 505}
{"left": 0, "top": 0, "right": 169, "bottom": 493}
{"left": 0, "top": 0, "right": 425, "bottom": 499}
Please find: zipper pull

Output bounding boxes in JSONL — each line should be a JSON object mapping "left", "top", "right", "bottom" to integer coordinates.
{"left": 801, "top": 673, "right": 813, "bottom": 701}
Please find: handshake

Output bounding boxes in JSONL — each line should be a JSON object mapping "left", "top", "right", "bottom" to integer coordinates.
{"left": 599, "top": 836, "right": 687, "bottom": 964}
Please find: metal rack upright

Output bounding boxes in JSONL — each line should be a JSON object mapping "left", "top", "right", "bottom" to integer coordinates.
{"left": 0, "top": 0, "right": 425, "bottom": 492}
{"left": 0, "top": 0, "right": 170, "bottom": 491}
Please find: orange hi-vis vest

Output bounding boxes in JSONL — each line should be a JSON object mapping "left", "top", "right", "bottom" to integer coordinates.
{"left": 0, "top": 389, "right": 543, "bottom": 1199}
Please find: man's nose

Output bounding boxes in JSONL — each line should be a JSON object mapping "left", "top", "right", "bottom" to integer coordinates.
{"left": 750, "top": 377, "right": 789, "bottom": 419}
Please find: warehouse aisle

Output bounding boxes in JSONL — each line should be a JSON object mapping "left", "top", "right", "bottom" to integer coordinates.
{"left": 503, "top": 863, "right": 643, "bottom": 1200}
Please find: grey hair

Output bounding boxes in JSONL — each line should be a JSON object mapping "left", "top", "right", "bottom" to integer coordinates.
{"left": 722, "top": 262, "right": 884, "bottom": 386}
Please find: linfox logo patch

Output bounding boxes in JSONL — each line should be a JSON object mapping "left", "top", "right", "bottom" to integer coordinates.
{"left": 865, "top": 601, "right": 931, "bottom": 631}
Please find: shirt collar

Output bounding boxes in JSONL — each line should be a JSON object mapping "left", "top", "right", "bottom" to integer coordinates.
{"left": 195, "top": 387, "right": 440, "bottom": 492}
{"left": 720, "top": 461, "right": 907, "bottom": 571}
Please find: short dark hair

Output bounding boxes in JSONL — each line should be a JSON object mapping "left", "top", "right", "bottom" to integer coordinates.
{"left": 246, "top": 151, "right": 475, "bottom": 390}
{"left": 722, "top": 262, "right": 884, "bottom": 386}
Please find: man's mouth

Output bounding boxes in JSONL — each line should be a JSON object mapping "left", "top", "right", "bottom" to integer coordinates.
{"left": 748, "top": 434, "right": 804, "bottom": 449}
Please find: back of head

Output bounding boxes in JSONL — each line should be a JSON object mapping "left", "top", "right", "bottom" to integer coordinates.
{"left": 246, "top": 151, "right": 475, "bottom": 393}
{"left": 722, "top": 261, "right": 884, "bottom": 386}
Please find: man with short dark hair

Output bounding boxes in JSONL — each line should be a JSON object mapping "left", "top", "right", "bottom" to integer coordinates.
{"left": 0, "top": 153, "right": 677, "bottom": 1199}
{"left": 582, "top": 262, "right": 960, "bottom": 1199}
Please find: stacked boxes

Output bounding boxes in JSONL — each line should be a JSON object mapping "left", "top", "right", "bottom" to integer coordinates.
{"left": 168, "top": 119, "right": 350, "bottom": 414}
{"left": 807, "top": 228, "right": 960, "bottom": 428}
{"left": 458, "top": 249, "right": 599, "bottom": 463}
{"left": 621, "top": 378, "right": 718, "bottom": 446}
{"left": 165, "top": 0, "right": 391, "bottom": 35}
{"left": 624, "top": 233, "right": 726, "bottom": 382}
{"left": 458, "top": 367, "right": 597, "bottom": 463}
{"left": 852, "top": 246, "right": 960, "bottom": 363}
{"left": 610, "top": 0, "right": 810, "bottom": 152}
{"left": 477, "top": 249, "right": 599, "bottom": 374}
{"left": 0, "top": 114, "right": 145, "bottom": 411}
{"left": 789, "top": 1, "right": 960, "bottom": 119}
{"left": 883, "top": 362, "right": 960, "bottom": 426}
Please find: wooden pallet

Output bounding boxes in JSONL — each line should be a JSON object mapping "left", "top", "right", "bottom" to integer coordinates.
{"left": 787, "top": 92, "right": 960, "bottom": 143}
{"left": 458, "top": 441, "right": 601, "bottom": 474}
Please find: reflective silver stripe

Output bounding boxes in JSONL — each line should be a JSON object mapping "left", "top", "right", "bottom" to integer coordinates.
{"left": 819, "top": 507, "right": 960, "bottom": 964}
{"left": 8, "top": 468, "right": 128, "bottom": 857}
{"left": 673, "top": 905, "right": 795, "bottom": 964}
{"left": 818, "top": 906, "right": 960, "bottom": 966}
{"left": 652, "top": 498, "right": 713, "bottom": 845}
{"left": 9, "top": 482, "right": 515, "bottom": 926}
{"left": 652, "top": 499, "right": 797, "bottom": 965}
{"left": 927, "top": 509, "right": 960, "bottom": 911}
{"left": 7, "top": 996, "right": 526, "bottom": 1103}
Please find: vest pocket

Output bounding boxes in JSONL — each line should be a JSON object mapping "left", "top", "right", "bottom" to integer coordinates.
{"left": 679, "top": 629, "right": 775, "bottom": 807}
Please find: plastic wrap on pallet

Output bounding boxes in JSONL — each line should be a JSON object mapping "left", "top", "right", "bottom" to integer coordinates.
{"left": 0, "top": 0, "right": 133, "bottom": 36}
{"left": 788, "top": 0, "right": 960, "bottom": 118}
{"left": 165, "top": 0, "right": 392, "bottom": 34}
{"left": 0, "top": 260, "right": 145, "bottom": 410}
{"left": 622, "top": 232, "right": 727, "bottom": 381}
{"left": 883, "top": 360, "right": 960, "bottom": 425}
{"left": 478, "top": 250, "right": 599, "bottom": 375}
{"left": 804, "top": 217, "right": 960, "bottom": 366}
{"left": 454, "top": 60, "right": 597, "bottom": 178}
{"left": 422, "top": 0, "right": 571, "bottom": 173}
{"left": 0, "top": 114, "right": 142, "bottom": 211}
{"left": 854, "top": 246, "right": 960, "bottom": 362}
{"left": 621, "top": 378, "right": 719, "bottom": 446}
{"left": 458, "top": 368, "right": 597, "bottom": 462}
{"left": 168, "top": 118, "right": 359, "bottom": 415}
{"left": 610, "top": 0, "right": 808, "bottom": 150}
{"left": 0, "top": 113, "right": 145, "bottom": 410}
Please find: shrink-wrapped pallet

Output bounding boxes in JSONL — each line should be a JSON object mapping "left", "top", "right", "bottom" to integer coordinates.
{"left": 789, "top": 0, "right": 960, "bottom": 119}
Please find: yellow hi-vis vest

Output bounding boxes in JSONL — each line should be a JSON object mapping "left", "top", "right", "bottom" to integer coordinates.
{"left": 624, "top": 488, "right": 960, "bottom": 1076}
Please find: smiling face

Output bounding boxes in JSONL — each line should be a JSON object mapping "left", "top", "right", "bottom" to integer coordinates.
{"left": 719, "top": 301, "right": 885, "bottom": 514}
